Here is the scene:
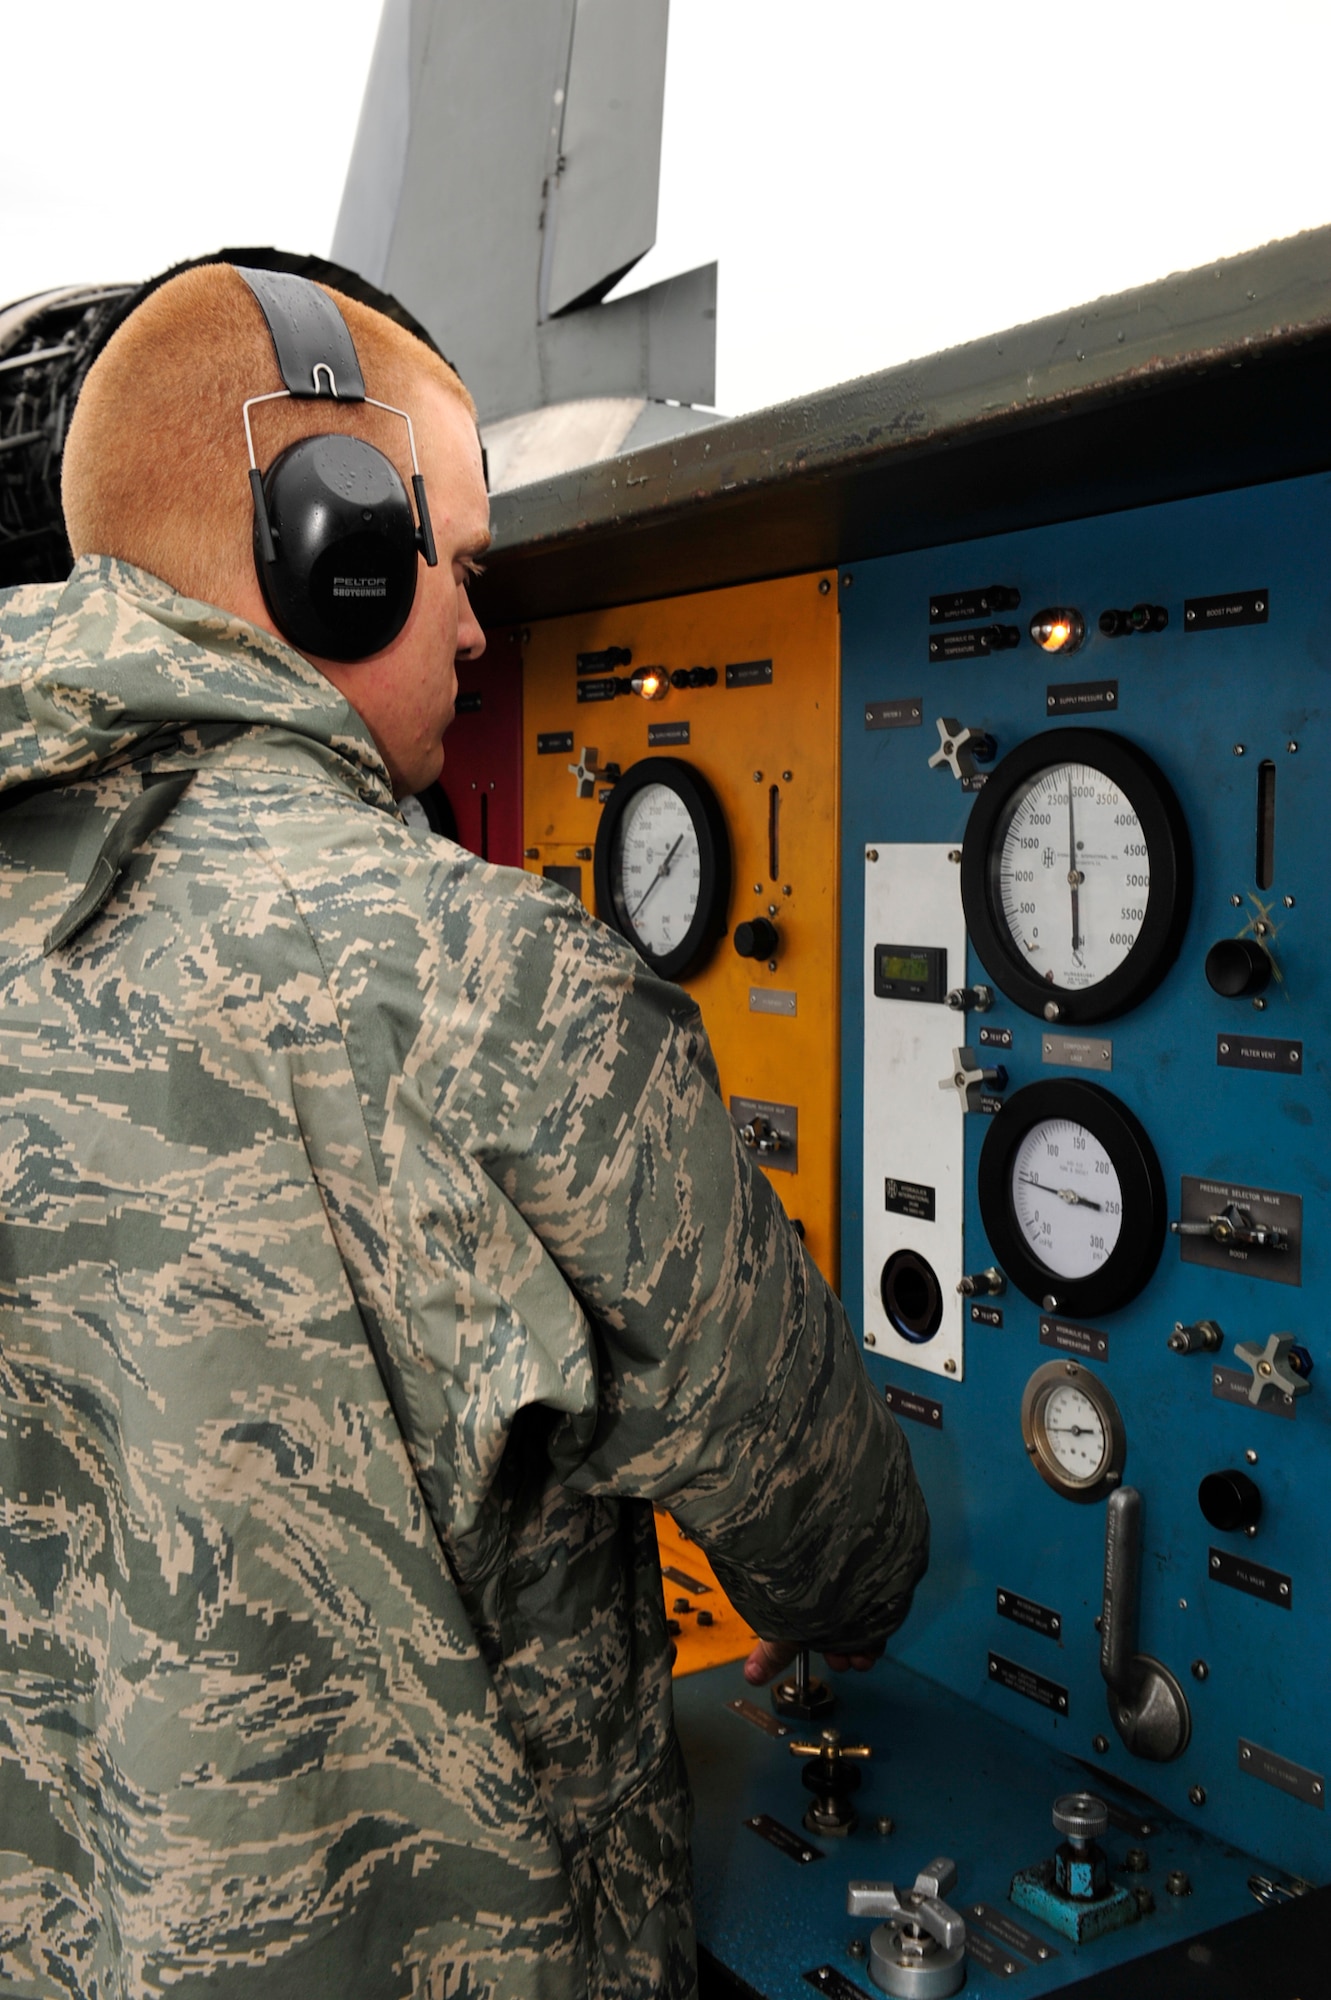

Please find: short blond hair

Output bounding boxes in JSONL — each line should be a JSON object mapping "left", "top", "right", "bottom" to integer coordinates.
{"left": 62, "top": 262, "right": 475, "bottom": 610}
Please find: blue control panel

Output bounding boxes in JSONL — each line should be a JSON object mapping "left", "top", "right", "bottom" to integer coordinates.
{"left": 678, "top": 469, "right": 1330, "bottom": 1996}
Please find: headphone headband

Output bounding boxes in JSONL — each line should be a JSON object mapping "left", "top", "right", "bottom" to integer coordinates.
{"left": 235, "top": 265, "right": 366, "bottom": 400}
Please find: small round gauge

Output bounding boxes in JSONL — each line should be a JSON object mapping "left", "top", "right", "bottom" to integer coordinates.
{"left": 1021, "top": 1360, "right": 1126, "bottom": 1502}
{"left": 593, "top": 758, "right": 731, "bottom": 980}
{"left": 960, "top": 728, "right": 1192, "bottom": 1023}
{"left": 978, "top": 1078, "right": 1166, "bottom": 1316}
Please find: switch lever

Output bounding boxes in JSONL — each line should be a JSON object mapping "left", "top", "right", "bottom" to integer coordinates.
{"left": 1100, "top": 1487, "right": 1190, "bottom": 1762}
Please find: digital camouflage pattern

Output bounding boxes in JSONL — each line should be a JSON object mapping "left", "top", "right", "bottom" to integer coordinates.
{"left": 0, "top": 558, "right": 928, "bottom": 1999}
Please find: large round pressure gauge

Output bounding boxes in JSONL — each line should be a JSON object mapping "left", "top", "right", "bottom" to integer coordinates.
{"left": 1021, "top": 1360, "right": 1126, "bottom": 1502}
{"left": 978, "top": 1079, "right": 1166, "bottom": 1316}
{"left": 960, "top": 728, "right": 1192, "bottom": 1023}
{"left": 593, "top": 758, "right": 731, "bottom": 980}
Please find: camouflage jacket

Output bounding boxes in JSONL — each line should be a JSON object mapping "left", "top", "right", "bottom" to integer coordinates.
{"left": 0, "top": 558, "right": 928, "bottom": 2000}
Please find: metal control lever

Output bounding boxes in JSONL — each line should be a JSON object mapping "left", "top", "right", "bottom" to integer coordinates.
{"left": 928, "top": 715, "right": 996, "bottom": 785}
{"left": 1232, "top": 1331, "right": 1313, "bottom": 1406}
{"left": 957, "top": 1267, "right": 1006, "bottom": 1298}
{"left": 939, "top": 1046, "right": 1007, "bottom": 1113}
{"left": 848, "top": 1858, "right": 967, "bottom": 1997}
{"left": 566, "top": 746, "right": 620, "bottom": 799}
{"left": 1167, "top": 1318, "right": 1223, "bottom": 1355}
{"left": 1170, "top": 1202, "right": 1288, "bottom": 1252}
{"left": 1101, "top": 1487, "right": 1191, "bottom": 1762}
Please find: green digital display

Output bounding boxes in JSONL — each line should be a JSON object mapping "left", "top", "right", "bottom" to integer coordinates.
{"left": 882, "top": 950, "right": 930, "bottom": 983}
{"left": 873, "top": 941, "right": 946, "bottom": 1003}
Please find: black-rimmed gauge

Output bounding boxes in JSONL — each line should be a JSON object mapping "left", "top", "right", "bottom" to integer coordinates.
{"left": 593, "top": 757, "right": 731, "bottom": 980}
{"left": 960, "top": 727, "right": 1192, "bottom": 1023}
{"left": 1021, "top": 1359, "right": 1126, "bottom": 1503}
{"left": 978, "top": 1078, "right": 1166, "bottom": 1317}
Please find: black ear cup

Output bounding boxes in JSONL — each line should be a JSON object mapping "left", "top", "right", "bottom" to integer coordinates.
{"left": 253, "top": 434, "right": 419, "bottom": 662}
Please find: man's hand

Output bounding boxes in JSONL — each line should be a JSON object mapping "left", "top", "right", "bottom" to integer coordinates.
{"left": 742, "top": 1637, "right": 883, "bottom": 1685}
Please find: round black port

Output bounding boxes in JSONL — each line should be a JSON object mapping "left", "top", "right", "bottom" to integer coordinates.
{"left": 880, "top": 1250, "right": 944, "bottom": 1343}
{"left": 1199, "top": 1469, "right": 1263, "bottom": 1533}
{"left": 1205, "top": 937, "right": 1272, "bottom": 998}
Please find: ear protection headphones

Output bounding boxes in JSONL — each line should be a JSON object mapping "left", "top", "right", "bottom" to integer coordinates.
{"left": 236, "top": 264, "right": 438, "bottom": 663}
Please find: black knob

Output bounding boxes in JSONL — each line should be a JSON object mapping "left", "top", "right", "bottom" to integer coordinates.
{"left": 1198, "top": 1469, "right": 1263, "bottom": 1533}
{"left": 734, "top": 918, "right": 779, "bottom": 960}
{"left": 1205, "top": 937, "right": 1272, "bottom": 998}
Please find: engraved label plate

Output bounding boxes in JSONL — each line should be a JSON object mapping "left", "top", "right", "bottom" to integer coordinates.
{"left": 1212, "top": 1364, "right": 1299, "bottom": 1421}
{"left": 1042, "top": 1033, "right": 1112, "bottom": 1071}
{"left": 1184, "top": 588, "right": 1269, "bottom": 632}
{"left": 989, "top": 1652, "right": 1069, "bottom": 1713}
{"left": 726, "top": 658, "right": 773, "bottom": 688}
{"left": 885, "top": 1178, "right": 936, "bottom": 1221}
{"left": 648, "top": 721, "right": 690, "bottom": 747}
{"left": 883, "top": 1384, "right": 943, "bottom": 1430}
{"left": 971, "top": 1303, "right": 1003, "bottom": 1327}
{"left": 727, "top": 1698, "right": 789, "bottom": 1739}
{"left": 930, "top": 588, "right": 1009, "bottom": 624}
{"left": 865, "top": 698, "right": 923, "bottom": 731}
{"left": 1039, "top": 1315, "right": 1109, "bottom": 1362}
{"left": 965, "top": 1933, "right": 1024, "bottom": 1978}
{"left": 996, "top": 1590, "right": 1062, "bottom": 1641}
{"left": 1046, "top": 679, "right": 1118, "bottom": 715}
{"left": 1238, "top": 1739, "right": 1325, "bottom": 1808}
{"left": 749, "top": 987, "right": 797, "bottom": 1016}
{"left": 1210, "top": 1547, "right": 1292, "bottom": 1608}
{"left": 1177, "top": 1176, "right": 1301, "bottom": 1286}
{"left": 537, "top": 731, "right": 575, "bottom": 755}
{"left": 746, "top": 1814, "right": 822, "bottom": 1863}
{"left": 660, "top": 1565, "right": 712, "bottom": 1596}
{"left": 967, "top": 1905, "right": 1060, "bottom": 1964}
{"left": 804, "top": 1968, "right": 874, "bottom": 2000}
{"left": 576, "top": 677, "right": 619, "bottom": 704}
{"left": 1216, "top": 1033, "right": 1302, "bottom": 1074}
{"left": 979, "top": 1025, "right": 1013, "bottom": 1048}
{"left": 929, "top": 626, "right": 993, "bottom": 662}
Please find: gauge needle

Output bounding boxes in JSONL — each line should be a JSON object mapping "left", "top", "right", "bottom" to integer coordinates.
{"left": 1066, "top": 786, "right": 1084, "bottom": 959}
{"left": 626, "top": 835, "right": 684, "bottom": 923}
{"left": 1018, "top": 1174, "right": 1103, "bottom": 1211}
{"left": 1045, "top": 1423, "right": 1097, "bottom": 1437}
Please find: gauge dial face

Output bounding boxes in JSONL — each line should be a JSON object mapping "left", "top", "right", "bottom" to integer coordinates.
{"left": 996, "top": 764, "right": 1148, "bottom": 992}
{"left": 612, "top": 782, "right": 703, "bottom": 959}
{"left": 1010, "top": 1117, "right": 1124, "bottom": 1280}
{"left": 1021, "top": 1360, "right": 1126, "bottom": 1501}
{"left": 978, "top": 1078, "right": 1166, "bottom": 1317}
{"left": 960, "top": 728, "right": 1192, "bottom": 1024}
{"left": 593, "top": 758, "right": 732, "bottom": 981}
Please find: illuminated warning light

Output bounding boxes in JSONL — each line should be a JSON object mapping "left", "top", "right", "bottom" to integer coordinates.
{"left": 631, "top": 666, "right": 669, "bottom": 701}
{"left": 1029, "top": 607, "right": 1086, "bottom": 655}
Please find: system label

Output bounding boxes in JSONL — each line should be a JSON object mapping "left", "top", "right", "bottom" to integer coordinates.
{"left": 1184, "top": 587, "right": 1268, "bottom": 632}
{"left": 971, "top": 1304, "right": 1003, "bottom": 1327}
{"left": 536, "top": 731, "right": 575, "bottom": 755}
{"left": 885, "top": 1177, "right": 936, "bottom": 1221}
{"left": 1177, "top": 1176, "right": 1302, "bottom": 1285}
{"left": 964, "top": 1933, "right": 1023, "bottom": 1978}
{"left": 648, "top": 720, "right": 690, "bottom": 746}
{"left": 929, "top": 626, "right": 994, "bottom": 661}
{"left": 746, "top": 1814, "right": 822, "bottom": 1864}
{"left": 726, "top": 658, "right": 773, "bottom": 688}
{"left": 930, "top": 588, "right": 1011, "bottom": 623}
{"left": 1042, "top": 1033, "right": 1112, "bottom": 1071}
{"left": 865, "top": 698, "right": 922, "bottom": 730}
{"left": 1039, "top": 1315, "right": 1109, "bottom": 1362}
{"left": 996, "top": 1589, "right": 1062, "bottom": 1641}
{"left": 749, "top": 987, "right": 797, "bottom": 1016}
{"left": 1212, "top": 1364, "right": 1299, "bottom": 1420}
{"left": 967, "top": 1905, "right": 1059, "bottom": 1965}
{"left": 979, "top": 1025, "right": 1013, "bottom": 1048}
{"left": 883, "top": 1384, "right": 943, "bottom": 1429}
{"left": 727, "top": 1698, "right": 789, "bottom": 1739}
{"left": 988, "top": 1652, "right": 1069, "bottom": 1713}
{"left": 1046, "top": 679, "right": 1118, "bottom": 714}
{"left": 1216, "top": 1033, "right": 1302, "bottom": 1074}
{"left": 1209, "top": 1547, "right": 1292, "bottom": 1608}
{"left": 804, "top": 1970, "right": 873, "bottom": 2000}
{"left": 576, "top": 677, "right": 618, "bottom": 703}
{"left": 1238, "top": 1739, "right": 1325, "bottom": 1809}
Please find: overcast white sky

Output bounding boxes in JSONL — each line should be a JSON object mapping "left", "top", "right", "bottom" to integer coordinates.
{"left": 5, "top": 1, "right": 1331, "bottom": 416}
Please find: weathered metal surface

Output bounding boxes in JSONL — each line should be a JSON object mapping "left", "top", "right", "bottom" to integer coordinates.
{"left": 480, "top": 226, "right": 1331, "bottom": 623}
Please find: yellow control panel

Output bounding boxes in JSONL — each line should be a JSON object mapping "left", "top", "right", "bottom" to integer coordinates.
{"left": 521, "top": 571, "right": 841, "bottom": 1283}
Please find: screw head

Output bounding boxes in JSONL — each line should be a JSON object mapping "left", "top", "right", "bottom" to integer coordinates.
{"left": 874, "top": 1814, "right": 896, "bottom": 1836}
{"left": 1233, "top": 744, "right": 1246, "bottom": 757}
{"left": 782, "top": 770, "right": 793, "bottom": 782}
{"left": 1287, "top": 740, "right": 1299, "bottom": 753}
{"left": 944, "top": 1358, "right": 957, "bottom": 1374}
{"left": 1092, "top": 1734, "right": 1110, "bottom": 1755}
{"left": 1246, "top": 1449, "right": 1258, "bottom": 1465}
{"left": 753, "top": 771, "right": 763, "bottom": 782}
{"left": 1188, "top": 1785, "right": 1207, "bottom": 1808}
{"left": 848, "top": 1936, "right": 867, "bottom": 1959}
{"left": 818, "top": 577, "right": 831, "bottom": 594}
{"left": 1191, "top": 1659, "right": 1209, "bottom": 1681}
{"left": 1230, "top": 893, "right": 1243, "bottom": 907}
{"left": 1165, "top": 1870, "right": 1192, "bottom": 1897}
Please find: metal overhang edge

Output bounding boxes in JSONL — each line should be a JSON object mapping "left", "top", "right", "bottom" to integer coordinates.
{"left": 479, "top": 224, "right": 1331, "bottom": 625}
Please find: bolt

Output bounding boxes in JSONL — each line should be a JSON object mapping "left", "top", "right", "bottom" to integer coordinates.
{"left": 1133, "top": 1886, "right": 1156, "bottom": 1915}
{"left": 1233, "top": 744, "right": 1246, "bottom": 757}
{"left": 1242, "top": 1746, "right": 1252, "bottom": 1762}
{"left": 1191, "top": 1659, "right": 1209, "bottom": 1681}
{"left": 1189, "top": 1785, "right": 1207, "bottom": 1808}
{"left": 753, "top": 771, "right": 763, "bottom": 782}
{"left": 1287, "top": 740, "right": 1299, "bottom": 754}
{"left": 1230, "top": 893, "right": 1243, "bottom": 907}
{"left": 1179, "top": 1598, "right": 1188, "bottom": 1610}
{"left": 767, "top": 959, "right": 778, "bottom": 972}
{"left": 1246, "top": 1449, "right": 1258, "bottom": 1465}
{"left": 782, "top": 770, "right": 793, "bottom": 782}
{"left": 524, "top": 847, "right": 540, "bottom": 859}
{"left": 1124, "top": 1848, "right": 1150, "bottom": 1873}
{"left": 1253, "top": 996, "right": 1267, "bottom": 1010}
{"left": 783, "top": 884, "right": 793, "bottom": 897}
{"left": 864, "top": 1331, "right": 877, "bottom": 1348}
{"left": 768, "top": 903, "right": 779, "bottom": 916}
{"left": 866, "top": 849, "right": 879, "bottom": 864}
{"left": 874, "top": 1815, "right": 895, "bottom": 1837}
{"left": 1092, "top": 1734, "right": 1110, "bottom": 1755}
{"left": 1165, "top": 1871, "right": 1192, "bottom": 1898}
{"left": 842, "top": 573, "right": 854, "bottom": 588}
{"left": 944, "top": 1358, "right": 957, "bottom": 1374}
{"left": 818, "top": 577, "right": 831, "bottom": 595}
{"left": 848, "top": 1936, "right": 867, "bottom": 1960}
{"left": 948, "top": 849, "right": 962, "bottom": 863}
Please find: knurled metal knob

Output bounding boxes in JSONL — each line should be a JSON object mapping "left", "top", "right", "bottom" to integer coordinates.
{"left": 1052, "top": 1792, "right": 1108, "bottom": 1843}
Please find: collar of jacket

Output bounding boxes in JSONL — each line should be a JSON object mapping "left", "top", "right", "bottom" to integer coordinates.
{"left": 0, "top": 554, "right": 398, "bottom": 813}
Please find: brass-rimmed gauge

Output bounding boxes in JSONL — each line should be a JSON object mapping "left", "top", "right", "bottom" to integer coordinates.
{"left": 1022, "top": 1359, "right": 1126, "bottom": 1503}
{"left": 960, "top": 727, "right": 1192, "bottom": 1023}
{"left": 978, "top": 1078, "right": 1166, "bottom": 1317}
{"left": 593, "top": 758, "right": 731, "bottom": 980}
